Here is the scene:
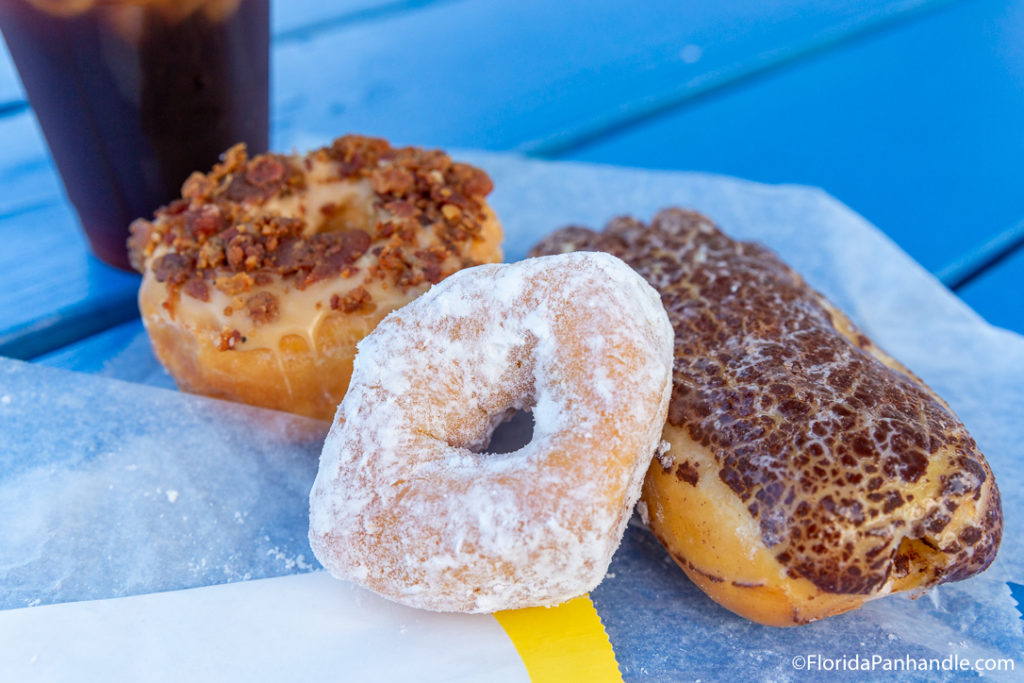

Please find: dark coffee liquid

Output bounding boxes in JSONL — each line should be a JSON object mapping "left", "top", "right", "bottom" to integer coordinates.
{"left": 0, "top": 1, "right": 269, "bottom": 270}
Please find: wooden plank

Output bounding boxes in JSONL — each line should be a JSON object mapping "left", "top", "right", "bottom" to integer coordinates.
{"left": 939, "top": 218, "right": 1024, "bottom": 291}
{"left": 0, "top": 202, "right": 139, "bottom": 359}
{"left": 558, "top": 0, "right": 1024, "bottom": 278}
{"left": 0, "top": 0, "right": 457, "bottom": 358}
{"left": 958, "top": 245, "right": 1024, "bottom": 335}
{"left": 0, "top": 0, "right": 958, "bottom": 213}
{"left": 0, "top": 112, "right": 63, "bottom": 215}
{"left": 0, "top": 0, "right": 435, "bottom": 211}
{"left": 0, "top": 0, "right": 984, "bottom": 355}
{"left": 0, "top": 39, "right": 23, "bottom": 107}
{"left": 0, "top": 0, "right": 434, "bottom": 107}
{"left": 271, "top": 0, "right": 944, "bottom": 151}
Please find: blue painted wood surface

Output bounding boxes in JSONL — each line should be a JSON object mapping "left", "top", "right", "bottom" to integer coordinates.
{"left": 0, "top": 40, "right": 21, "bottom": 109}
{"left": 0, "top": 202, "right": 139, "bottom": 359}
{"left": 269, "top": 0, "right": 952, "bottom": 152}
{"left": 1, "top": 0, "right": 942, "bottom": 210}
{"left": 34, "top": 318, "right": 142, "bottom": 373}
{"left": 4, "top": 0, "right": 973, "bottom": 358}
{"left": 0, "top": 0, "right": 442, "bottom": 214}
{"left": 559, "top": 0, "right": 1024, "bottom": 282}
{"left": 0, "top": 111, "right": 61, "bottom": 216}
{"left": 0, "top": 0, "right": 437, "bottom": 107}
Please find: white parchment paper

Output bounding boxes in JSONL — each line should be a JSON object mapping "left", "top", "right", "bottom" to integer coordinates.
{"left": 0, "top": 572, "right": 527, "bottom": 683}
{"left": 2, "top": 153, "right": 1020, "bottom": 681}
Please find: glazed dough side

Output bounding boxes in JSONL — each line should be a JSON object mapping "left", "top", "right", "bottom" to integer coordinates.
{"left": 641, "top": 245, "right": 1002, "bottom": 626}
{"left": 138, "top": 266, "right": 403, "bottom": 420}
{"left": 309, "top": 252, "right": 675, "bottom": 613}
{"left": 643, "top": 426, "right": 870, "bottom": 626}
{"left": 642, "top": 284, "right": 987, "bottom": 626}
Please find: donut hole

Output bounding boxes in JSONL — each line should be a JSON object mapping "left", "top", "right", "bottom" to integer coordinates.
{"left": 440, "top": 340, "right": 540, "bottom": 455}
{"left": 321, "top": 202, "right": 373, "bottom": 234}
{"left": 479, "top": 408, "right": 535, "bottom": 455}
{"left": 312, "top": 181, "right": 376, "bottom": 234}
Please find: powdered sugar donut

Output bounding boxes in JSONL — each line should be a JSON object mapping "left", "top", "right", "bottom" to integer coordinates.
{"left": 308, "top": 252, "right": 674, "bottom": 612}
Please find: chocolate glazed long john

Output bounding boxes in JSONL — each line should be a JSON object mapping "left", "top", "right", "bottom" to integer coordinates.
{"left": 530, "top": 208, "right": 1002, "bottom": 626}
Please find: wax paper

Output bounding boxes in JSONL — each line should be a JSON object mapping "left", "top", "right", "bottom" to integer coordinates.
{"left": 0, "top": 360, "right": 325, "bottom": 607}
{"left": 2, "top": 153, "right": 1021, "bottom": 681}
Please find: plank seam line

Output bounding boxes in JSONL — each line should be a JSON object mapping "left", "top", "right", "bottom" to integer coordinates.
{"left": 940, "top": 217, "right": 1024, "bottom": 290}
{"left": 0, "top": 198, "right": 60, "bottom": 222}
{"left": 518, "top": 0, "right": 966, "bottom": 158}
{"left": 0, "top": 292, "right": 139, "bottom": 361}
{"left": 0, "top": 100, "right": 27, "bottom": 118}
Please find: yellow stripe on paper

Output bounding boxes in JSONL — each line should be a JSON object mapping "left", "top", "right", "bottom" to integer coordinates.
{"left": 494, "top": 594, "right": 622, "bottom": 682}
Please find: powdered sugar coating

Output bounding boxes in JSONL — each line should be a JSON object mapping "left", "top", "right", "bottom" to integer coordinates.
{"left": 308, "top": 252, "right": 674, "bottom": 612}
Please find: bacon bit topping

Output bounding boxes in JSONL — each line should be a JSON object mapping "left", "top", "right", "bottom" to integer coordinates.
{"left": 126, "top": 219, "right": 156, "bottom": 271}
{"left": 246, "top": 291, "right": 280, "bottom": 325}
{"left": 451, "top": 162, "right": 494, "bottom": 196}
{"left": 152, "top": 252, "right": 191, "bottom": 285}
{"left": 246, "top": 156, "right": 285, "bottom": 187}
{"left": 198, "top": 238, "right": 226, "bottom": 269}
{"left": 414, "top": 247, "right": 446, "bottom": 284}
{"left": 370, "top": 166, "right": 415, "bottom": 195}
{"left": 384, "top": 199, "right": 416, "bottom": 219}
{"left": 183, "top": 276, "right": 210, "bottom": 302}
{"left": 215, "top": 272, "right": 255, "bottom": 296}
{"left": 182, "top": 171, "right": 216, "bottom": 200}
{"left": 126, "top": 135, "right": 496, "bottom": 308}
{"left": 219, "top": 328, "right": 243, "bottom": 350}
{"left": 282, "top": 230, "right": 373, "bottom": 289}
{"left": 330, "top": 287, "right": 372, "bottom": 314}
{"left": 185, "top": 204, "right": 226, "bottom": 237}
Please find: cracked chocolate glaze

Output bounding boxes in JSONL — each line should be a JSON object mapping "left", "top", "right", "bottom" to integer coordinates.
{"left": 531, "top": 208, "right": 1002, "bottom": 597}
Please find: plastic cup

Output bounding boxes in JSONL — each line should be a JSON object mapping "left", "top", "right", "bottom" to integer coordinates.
{"left": 0, "top": 0, "right": 270, "bottom": 270}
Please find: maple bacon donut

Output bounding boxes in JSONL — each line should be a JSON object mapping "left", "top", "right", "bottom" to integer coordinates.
{"left": 309, "top": 252, "right": 674, "bottom": 613}
{"left": 531, "top": 209, "right": 1002, "bottom": 626}
{"left": 127, "top": 135, "right": 502, "bottom": 421}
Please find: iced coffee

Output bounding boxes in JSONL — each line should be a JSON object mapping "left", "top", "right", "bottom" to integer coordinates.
{"left": 0, "top": 0, "right": 269, "bottom": 270}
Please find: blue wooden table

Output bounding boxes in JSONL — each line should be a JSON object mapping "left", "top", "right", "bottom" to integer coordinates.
{"left": 1, "top": 0, "right": 1021, "bottom": 361}
{"left": 0, "top": 0, "right": 1021, "bottom": 670}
